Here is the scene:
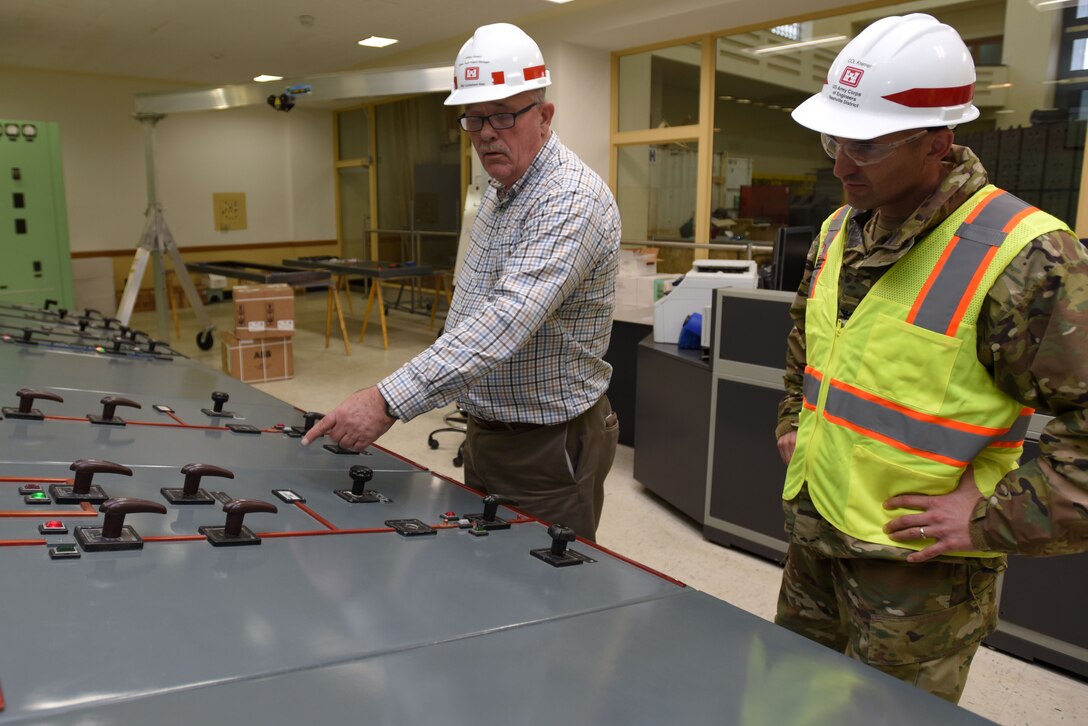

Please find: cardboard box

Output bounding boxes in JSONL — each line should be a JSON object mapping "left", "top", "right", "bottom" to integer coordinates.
{"left": 220, "top": 331, "right": 294, "bottom": 383}
{"left": 232, "top": 283, "right": 295, "bottom": 339}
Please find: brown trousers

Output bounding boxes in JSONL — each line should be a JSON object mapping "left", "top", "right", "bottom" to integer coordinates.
{"left": 463, "top": 396, "right": 618, "bottom": 541}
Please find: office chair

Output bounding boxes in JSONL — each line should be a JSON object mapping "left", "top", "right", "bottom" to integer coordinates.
{"left": 427, "top": 406, "right": 467, "bottom": 467}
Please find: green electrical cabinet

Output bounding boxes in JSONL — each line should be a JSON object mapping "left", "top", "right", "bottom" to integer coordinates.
{"left": 0, "top": 120, "right": 74, "bottom": 309}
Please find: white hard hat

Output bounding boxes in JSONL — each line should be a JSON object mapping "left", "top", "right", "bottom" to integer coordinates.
{"left": 444, "top": 23, "right": 551, "bottom": 106}
{"left": 791, "top": 13, "right": 979, "bottom": 139}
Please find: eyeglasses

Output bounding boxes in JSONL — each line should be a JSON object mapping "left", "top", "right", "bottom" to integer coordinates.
{"left": 820, "top": 130, "right": 929, "bottom": 166}
{"left": 458, "top": 102, "right": 539, "bottom": 132}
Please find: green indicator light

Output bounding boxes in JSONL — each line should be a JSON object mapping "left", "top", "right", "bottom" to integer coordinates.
{"left": 30, "top": 492, "right": 48, "bottom": 499}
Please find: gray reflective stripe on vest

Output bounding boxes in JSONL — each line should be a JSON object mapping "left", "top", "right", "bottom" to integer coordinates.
{"left": 910, "top": 191, "right": 1035, "bottom": 334}
{"left": 802, "top": 371, "right": 1026, "bottom": 464}
{"left": 809, "top": 206, "right": 850, "bottom": 299}
{"left": 802, "top": 369, "right": 821, "bottom": 406}
{"left": 995, "top": 410, "right": 1033, "bottom": 443}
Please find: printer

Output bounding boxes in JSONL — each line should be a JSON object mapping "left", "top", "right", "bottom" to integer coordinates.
{"left": 652, "top": 259, "right": 758, "bottom": 344}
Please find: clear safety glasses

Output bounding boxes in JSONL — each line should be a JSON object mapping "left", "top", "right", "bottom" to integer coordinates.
{"left": 820, "top": 129, "right": 929, "bottom": 166}
{"left": 458, "top": 102, "right": 539, "bottom": 132}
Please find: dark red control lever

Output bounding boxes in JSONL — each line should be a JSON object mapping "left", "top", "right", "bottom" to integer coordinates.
{"left": 51, "top": 458, "right": 132, "bottom": 504}
{"left": 74, "top": 497, "right": 167, "bottom": 552}
{"left": 88, "top": 395, "right": 142, "bottom": 426}
{"left": 161, "top": 463, "right": 234, "bottom": 504}
{"left": 3, "top": 388, "right": 63, "bottom": 420}
{"left": 199, "top": 498, "right": 278, "bottom": 546}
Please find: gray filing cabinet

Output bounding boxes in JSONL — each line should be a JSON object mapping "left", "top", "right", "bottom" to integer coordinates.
{"left": 704, "top": 288, "right": 795, "bottom": 561}
{"left": 633, "top": 336, "right": 711, "bottom": 522}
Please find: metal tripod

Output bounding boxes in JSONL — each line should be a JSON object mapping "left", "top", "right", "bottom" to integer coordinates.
{"left": 115, "top": 113, "right": 215, "bottom": 350}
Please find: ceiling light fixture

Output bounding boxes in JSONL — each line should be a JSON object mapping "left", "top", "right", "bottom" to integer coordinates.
{"left": 749, "top": 35, "right": 848, "bottom": 56}
{"left": 358, "top": 36, "right": 398, "bottom": 48}
{"left": 253, "top": 75, "right": 283, "bottom": 83}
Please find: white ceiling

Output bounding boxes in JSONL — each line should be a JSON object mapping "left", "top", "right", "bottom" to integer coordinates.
{"left": 0, "top": 0, "right": 856, "bottom": 89}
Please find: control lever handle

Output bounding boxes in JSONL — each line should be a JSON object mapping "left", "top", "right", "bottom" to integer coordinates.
{"left": 70, "top": 459, "right": 132, "bottom": 494}
{"left": 180, "top": 463, "right": 235, "bottom": 497}
{"left": 98, "top": 395, "right": 141, "bottom": 422}
{"left": 99, "top": 498, "right": 167, "bottom": 539}
{"left": 13, "top": 388, "right": 63, "bottom": 415}
{"left": 221, "top": 499, "right": 278, "bottom": 537}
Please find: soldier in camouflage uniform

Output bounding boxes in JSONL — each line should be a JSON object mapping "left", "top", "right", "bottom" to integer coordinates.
{"left": 774, "top": 15, "right": 1088, "bottom": 704}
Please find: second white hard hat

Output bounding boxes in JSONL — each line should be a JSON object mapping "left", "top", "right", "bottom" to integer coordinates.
{"left": 445, "top": 23, "right": 551, "bottom": 106}
{"left": 791, "top": 13, "right": 979, "bottom": 140}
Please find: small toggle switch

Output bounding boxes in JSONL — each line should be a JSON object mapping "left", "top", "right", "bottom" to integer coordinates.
{"left": 161, "top": 463, "right": 233, "bottom": 504}
{"left": 199, "top": 498, "right": 277, "bottom": 546}
{"left": 75, "top": 498, "right": 167, "bottom": 552}
{"left": 201, "top": 391, "right": 236, "bottom": 418}
{"left": 103, "top": 336, "right": 129, "bottom": 356}
{"left": 50, "top": 459, "right": 132, "bottom": 504}
{"left": 87, "top": 395, "right": 142, "bottom": 426}
{"left": 287, "top": 411, "right": 324, "bottom": 437}
{"left": 465, "top": 494, "right": 517, "bottom": 531}
{"left": 16, "top": 327, "right": 37, "bottom": 346}
{"left": 530, "top": 524, "right": 595, "bottom": 567}
{"left": 335, "top": 465, "right": 385, "bottom": 503}
{"left": 3, "top": 387, "right": 63, "bottom": 420}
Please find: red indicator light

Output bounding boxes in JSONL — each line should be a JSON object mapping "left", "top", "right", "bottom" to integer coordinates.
{"left": 46, "top": 521, "right": 63, "bottom": 528}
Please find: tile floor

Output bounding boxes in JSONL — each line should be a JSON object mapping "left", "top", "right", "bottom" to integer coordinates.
{"left": 137, "top": 286, "right": 1088, "bottom": 725}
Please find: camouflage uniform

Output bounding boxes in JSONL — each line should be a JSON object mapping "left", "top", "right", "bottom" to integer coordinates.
{"left": 775, "top": 145, "right": 1088, "bottom": 702}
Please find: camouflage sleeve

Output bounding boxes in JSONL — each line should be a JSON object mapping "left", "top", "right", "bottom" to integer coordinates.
{"left": 775, "top": 250, "right": 816, "bottom": 440}
{"left": 973, "top": 228, "right": 1088, "bottom": 556}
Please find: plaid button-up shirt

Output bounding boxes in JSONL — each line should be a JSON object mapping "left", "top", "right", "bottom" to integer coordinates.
{"left": 379, "top": 133, "right": 620, "bottom": 424}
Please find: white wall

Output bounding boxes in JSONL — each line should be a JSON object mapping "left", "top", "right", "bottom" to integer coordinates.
{"left": 0, "top": 67, "right": 334, "bottom": 254}
{"left": 542, "top": 40, "right": 613, "bottom": 181}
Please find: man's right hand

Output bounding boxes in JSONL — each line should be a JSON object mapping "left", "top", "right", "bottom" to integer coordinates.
{"left": 777, "top": 431, "right": 797, "bottom": 465}
{"left": 300, "top": 386, "right": 395, "bottom": 451}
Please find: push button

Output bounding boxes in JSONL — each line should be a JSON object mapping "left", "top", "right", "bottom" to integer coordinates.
{"left": 24, "top": 491, "right": 51, "bottom": 505}
{"left": 39, "top": 520, "right": 68, "bottom": 534}
{"left": 18, "top": 483, "right": 43, "bottom": 495}
{"left": 49, "top": 544, "right": 80, "bottom": 560}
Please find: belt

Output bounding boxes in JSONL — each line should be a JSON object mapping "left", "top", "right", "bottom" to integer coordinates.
{"left": 469, "top": 416, "right": 546, "bottom": 433}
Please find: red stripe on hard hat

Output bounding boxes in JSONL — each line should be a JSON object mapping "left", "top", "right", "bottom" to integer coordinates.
{"left": 492, "top": 71, "right": 505, "bottom": 85}
{"left": 523, "top": 64, "right": 546, "bottom": 81}
{"left": 882, "top": 84, "right": 974, "bottom": 108}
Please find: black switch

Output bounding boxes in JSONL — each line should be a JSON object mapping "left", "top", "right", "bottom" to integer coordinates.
{"left": 12, "top": 192, "right": 24, "bottom": 208}
{"left": 14, "top": 219, "right": 26, "bottom": 234}
{"left": 11, "top": 168, "right": 20, "bottom": 180}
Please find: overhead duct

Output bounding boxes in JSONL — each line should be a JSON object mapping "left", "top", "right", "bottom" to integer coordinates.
{"left": 134, "top": 65, "right": 454, "bottom": 115}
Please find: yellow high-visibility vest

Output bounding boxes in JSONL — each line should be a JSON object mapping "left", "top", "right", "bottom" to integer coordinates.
{"left": 784, "top": 186, "right": 1069, "bottom": 554}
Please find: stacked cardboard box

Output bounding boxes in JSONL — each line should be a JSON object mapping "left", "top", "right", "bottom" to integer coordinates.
{"left": 232, "top": 283, "right": 295, "bottom": 338}
{"left": 220, "top": 332, "right": 294, "bottom": 383}
{"left": 222, "top": 283, "right": 295, "bottom": 382}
